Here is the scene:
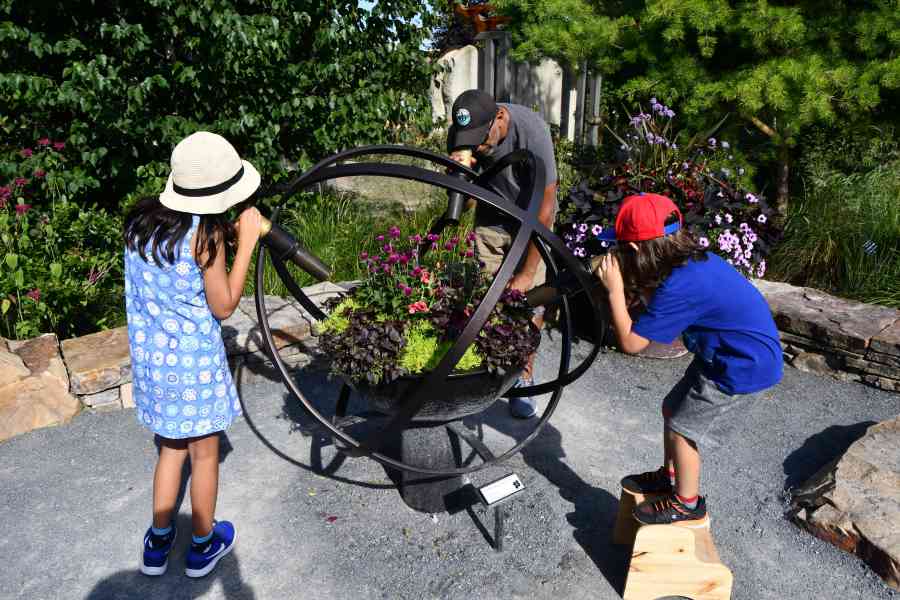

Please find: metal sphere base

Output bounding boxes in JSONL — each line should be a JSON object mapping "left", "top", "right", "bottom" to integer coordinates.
{"left": 394, "top": 421, "right": 466, "bottom": 513}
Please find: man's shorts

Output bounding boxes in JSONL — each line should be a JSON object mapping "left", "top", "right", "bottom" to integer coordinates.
{"left": 474, "top": 225, "right": 547, "bottom": 288}
{"left": 663, "top": 359, "right": 758, "bottom": 448}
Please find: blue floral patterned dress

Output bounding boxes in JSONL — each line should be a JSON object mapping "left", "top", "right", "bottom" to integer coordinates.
{"left": 124, "top": 215, "right": 241, "bottom": 439}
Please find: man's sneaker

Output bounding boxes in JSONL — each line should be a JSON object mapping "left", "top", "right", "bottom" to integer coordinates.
{"left": 509, "top": 378, "right": 537, "bottom": 418}
{"left": 621, "top": 466, "right": 673, "bottom": 495}
{"left": 633, "top": 494, "right": 707, "bottom": 526}
{"left": 140, "top": 526, "right": 177, "bottom": 576}
{"left": 185, "top": 521, "right": 236, "bottom": 578}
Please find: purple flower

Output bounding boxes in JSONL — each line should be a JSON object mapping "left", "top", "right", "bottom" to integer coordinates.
{"left": 576, "top": 234, "right": 585, "bottom": 243}
{"left": 376, "top": 235, "right": 384, "bottom": 242}
{"left": 757, "top": 214, "right": 767, "bottom": 224}
{"left": 427, "top": 233, "right": 439, "bottom": 242}
{"left": 699, "top": 237, "right": 710, "bottom": 248}
{"left": 578, "top": 223, "right": 588, "bottom": 233}
{"left": 714, "top": 215, "right": 722, "bottom": 225}
{"left": 574, "top": 248, "right": 586, "bottom": 257}
{"left": 431, "top": 242, "right": 438, "bottom": 250}
{"left": 746, "top": 193, "right": 759, "bottom": 204}
{"left": 665, "top": 108, "right": 675, "bottom": 118}
{"left": 708, "top": 137, "right": 717, "bottom": 146}
{"left": 388, "top": 226, "right": 401, "bottom": 239}
{"left": 403, "top": 286, "right": 412, "bottom": 297}
{"left": 725, "top": 214, "right": 733, "bottom": 224}
{"left": 387, "top": 253, "right": 400, "bottom": 264}
{"left": 757, "top": 260, "right": 767, "bottom": 278}
{"left": 465, "top": 249, "right": 474, "bottom": 257}
{"left": 466, "top": 231, "right": 477, "bottom": 243}
{"left": 591, "top": 224, "right": 602, "bottom": 236}
{"left": 382, "top": 264, "right": 392, "bottom": 274}
{"left": 444, "top": 242, "right": 454, "bottom": 251}
{"left": 359, "top": 251, "right": 368, "bottom": 260}
{"left": 412, "top": 266, "right": 422, "bottom": 276}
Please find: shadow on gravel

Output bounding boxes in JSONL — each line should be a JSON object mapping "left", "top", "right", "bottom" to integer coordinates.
{"left": 782, "top": 421, "right": 876, "bottom": 490}
{"left": 85, "top": 513, "right": 256, "bottom": 600}
{"left": 476, "top": 402, "right": 630, "bottom": 594}
{"left": 234, "top": 358, "right": 396, "bottom": 489}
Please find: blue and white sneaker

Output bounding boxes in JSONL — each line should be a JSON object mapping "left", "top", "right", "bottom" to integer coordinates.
{"left": 509, "top": 377, "right": 537, "bottom": 419}
{"left": 185, "top": 520, "right": 236, "bottom": 578}
{"left": 140, "top": 526, "right": 177, "bottom": 576}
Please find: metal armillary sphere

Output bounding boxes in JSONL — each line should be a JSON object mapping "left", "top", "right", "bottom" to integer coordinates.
{"left": 253, "top": 144, "right": 607, "bottom": 490}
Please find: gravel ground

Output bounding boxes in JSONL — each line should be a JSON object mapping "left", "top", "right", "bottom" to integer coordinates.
{"left": 0, "top": 333, "right": 898, "bottom": 600}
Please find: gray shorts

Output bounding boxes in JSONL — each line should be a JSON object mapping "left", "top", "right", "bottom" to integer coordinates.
{"left": 663, "top": 359, "right": 757, "bottom": 448}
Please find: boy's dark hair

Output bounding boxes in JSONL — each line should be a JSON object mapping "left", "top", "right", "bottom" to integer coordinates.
{"left": 124, "top": 196, "right": 235, "bottom": 269}
{"left": 614, "top": 211, "right": 707, "bottom": 298}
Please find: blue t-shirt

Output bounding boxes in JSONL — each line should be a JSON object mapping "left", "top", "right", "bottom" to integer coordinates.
{"left": 632, "top": 253, "right": 783, "bottom": 395}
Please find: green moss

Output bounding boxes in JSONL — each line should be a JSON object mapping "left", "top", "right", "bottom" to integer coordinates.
{"left": 399, "top": 322, "right": 483, "bottom": 374}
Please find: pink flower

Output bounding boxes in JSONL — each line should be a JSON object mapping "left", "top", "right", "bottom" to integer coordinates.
{"left": 53, "top": 141, "right": 65, "bottom": 151}
{"left": 37, "top": 138, "right": 50, "bottom": 147}
{"left": 699, "top": 237, "right": 710, "bottom": 248}
{"left": 0, "top": 186, "right": 10, "bottom": 199}
{"left": 419, "top": 270, "right": 431, "bottom": 284}
{"left": 407, "top": 300, "right": 428, "bottom": 314}
{"left": 15, "top": 203, "right": 32, "bottom": 215}
{"left": 26, "top": 288, "right": 41, "bottom": 302}
{"left": 20, "top": 148, "right": 33, "bottom": 158}
{"left": 14, "top": 178, "right": 28, "bottom": 187}
{"left": 34, "top": 169, "right": 46, "bottom": 179}
{"left": 359, "top": 251, "right": 368, "bottom": 260}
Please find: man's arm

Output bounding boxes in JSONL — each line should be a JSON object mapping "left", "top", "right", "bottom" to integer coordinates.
{"left": 508, "top": 181, "right": 557, "bottom": 292}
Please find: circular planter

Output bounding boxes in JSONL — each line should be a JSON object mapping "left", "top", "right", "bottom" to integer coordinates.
{"left": 351, "top": 367, "right": 522, "bottom": 423}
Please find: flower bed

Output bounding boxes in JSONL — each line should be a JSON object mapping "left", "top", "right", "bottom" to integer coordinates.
{"left": 317, "top": 225, "right": 540, "bottom": 388}
{"left": 558, "top": 98, "right": 779, "bottom": 278}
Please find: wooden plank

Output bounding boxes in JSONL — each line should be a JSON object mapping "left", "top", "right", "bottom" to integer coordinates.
{"left": 625, "top": 525, "right": 733, "bottom": 600}
{"left": 573, "top": 64, "right": 587, "bottom": 144}
{"left": 587, "top": 73, "right": 602, "bottom": 147}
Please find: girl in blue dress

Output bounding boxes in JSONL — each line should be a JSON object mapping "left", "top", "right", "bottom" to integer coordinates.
{"left": 124, "top": 131, "right": 262, "bottom": 578}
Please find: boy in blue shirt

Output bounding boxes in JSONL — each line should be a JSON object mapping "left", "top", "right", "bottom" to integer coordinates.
{"left": 594, "top": 193, "right": 783, "bottom": 524}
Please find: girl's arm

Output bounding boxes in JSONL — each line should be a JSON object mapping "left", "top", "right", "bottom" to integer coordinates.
{"left": 199, "top": 207, "right": 262, "bottom": 320}
{"left": 595, "top": 254, "right": 651, "bottom": 355}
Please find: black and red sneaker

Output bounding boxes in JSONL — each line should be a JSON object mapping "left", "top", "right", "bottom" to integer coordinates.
{"left": 621, "top": 466, "right": 673, "bottom": 495}
{"left": 633, "top": 493, "right": 707, "bottom": 526}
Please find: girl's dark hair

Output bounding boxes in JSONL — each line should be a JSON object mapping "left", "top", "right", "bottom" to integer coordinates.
{"left": 613, "top": 211, "right": 707, "bottom": 298}
{"left": 124, "top": 196, "right": 236, "bottom": 269}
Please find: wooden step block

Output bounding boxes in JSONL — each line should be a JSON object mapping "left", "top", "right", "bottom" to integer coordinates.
{"left": 623, "top": 524, "right": 733, "bottom": 600}
{"left": 614, "top": 487, "right": 733, "bottom": 599}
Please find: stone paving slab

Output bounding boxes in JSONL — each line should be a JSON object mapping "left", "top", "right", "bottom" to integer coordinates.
{"left": 1, "top": 335, "right": 899, "bottom": 600}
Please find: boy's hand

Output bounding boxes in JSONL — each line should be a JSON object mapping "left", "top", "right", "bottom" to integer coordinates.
{"left": 235, "top": 207, "right": 262, "bottom": 251}
{"left": 594, "top": 253, "right": 624, "bottom": 296}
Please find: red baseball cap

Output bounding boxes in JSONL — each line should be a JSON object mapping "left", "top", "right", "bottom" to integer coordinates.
{"left": 596, "top": 193, "right": 683, "bottom": 242}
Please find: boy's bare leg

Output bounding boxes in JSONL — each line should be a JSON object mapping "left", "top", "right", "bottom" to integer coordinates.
{"left": 153, "top": 437, "right": 189, "bottom": 529}
{"left": 663, "top": 422, "right": 675, "bottom": 476}
{"left": 667, "top": 428, "right": 700, "bottom": 499}
{"left": 187, "top": 433, "right": 220, "bottom": 538}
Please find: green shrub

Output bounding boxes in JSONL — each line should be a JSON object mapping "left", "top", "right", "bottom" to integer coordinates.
{"left": 769, "top": 160, "right": 900, "bottom": 307}
{"left": 1, "top": 0, "right": 438, "bottom": 207}
{"left": 1, "top": 160, "right": 123, "bottom": 339}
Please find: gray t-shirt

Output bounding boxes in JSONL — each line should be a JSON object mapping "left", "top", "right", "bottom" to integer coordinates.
{"left": 475, "top": 103, "right": 558, "bottom": 231}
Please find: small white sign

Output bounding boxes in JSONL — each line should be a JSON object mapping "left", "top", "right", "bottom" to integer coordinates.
{"left": 478, "top": 473, "right": 524, "bottom": 505}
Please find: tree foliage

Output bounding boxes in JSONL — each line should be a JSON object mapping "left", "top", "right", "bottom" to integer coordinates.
{"left": 495, "top": 0, "right": 900, "bottom": 212}
{"left": 0, "top": 0, "right": 438, "bottom": 205}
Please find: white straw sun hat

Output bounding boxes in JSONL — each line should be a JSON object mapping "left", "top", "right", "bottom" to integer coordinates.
{"left": 159, "top": 131, "right": 261, "bottom": 214}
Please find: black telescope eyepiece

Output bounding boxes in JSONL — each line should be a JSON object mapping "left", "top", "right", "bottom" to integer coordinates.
{"left": 259, "top": 217, "right": 331, "bottom": 282}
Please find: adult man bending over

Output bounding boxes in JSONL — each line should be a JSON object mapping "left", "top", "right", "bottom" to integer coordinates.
{"left": 447, "top": 89, "right": 558, "bottom": 418}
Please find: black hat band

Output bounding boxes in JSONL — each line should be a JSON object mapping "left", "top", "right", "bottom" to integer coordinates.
{"left": 173, "top": 165, "right": 244, "bottom": 197}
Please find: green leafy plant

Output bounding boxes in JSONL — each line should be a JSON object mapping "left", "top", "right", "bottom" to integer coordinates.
{"left": 1, "top": 0, "right": 439, "bottom": 207}
{"left": 1, "top": 140, "right": 123, "bottom": 338}
{"left": 496, "top": 0, "right": 900, "bottom": 216}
